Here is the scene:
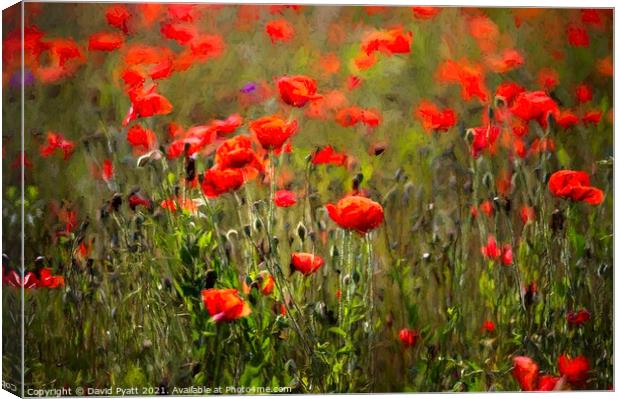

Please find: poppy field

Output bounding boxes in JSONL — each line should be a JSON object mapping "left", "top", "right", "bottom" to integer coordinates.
{"left": 1, "top": 3, "right": 614, "bottom": 395}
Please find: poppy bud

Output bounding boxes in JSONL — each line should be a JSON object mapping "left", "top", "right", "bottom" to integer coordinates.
{"left": 308, "top": 230, "right": 317, "bottom": 243}
{"left": 111, "top": 193, "right": 122, "bottom": 212}
{"left": 352, "top": 270, "right": 360, "bottom": 284}
{"left": 482, "top": 173, "right": 493, "bottom": 190}
{"left": 253, "top": 218, "right": 262, "bottom": 233}
{"left": 343, "top": 274, "right": 351, "bottom": 285}
{"left": 318, "top": 220, "right": 327, "bottom": 231}
{"left": 551, "top": 208, "right": 564, "bottom": 233}
{"left": 197, "top": 173, "right": 204, "bottom": 184}
{"left": 34, "top": 256, "right": 46, "bottom": 266}
{"left": 205, "top": 269, "right": 217, "bottom": 289}
{"left": 243, "top": 224, "right": 251, "bottom": 237}
{"left": 185, "top": 156, "right": 196, "bottom": 182}
{"left": 422, "top": 252, "right": 431, "bottom": 261}
{"left": 352, "top": 173, "right": 364, "bottom": 191}
{"left": 394, "top": 168, "right": 404, "bottom": 182}
{"left": 487, "top": 106, "right": 494, "bottom": 121}
{"left": 163, "top": 276, "right": 172, "bottom": 290}
{"left": 297, "top": 222, "right": 306, "bottom": 242}
{"left": 330, "top": 245, "right": 339, "bottom": 258}
{"left": 252, "top": 200, "right": 263, "bottom": 212}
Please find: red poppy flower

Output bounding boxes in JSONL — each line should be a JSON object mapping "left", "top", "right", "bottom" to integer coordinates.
{"left": 556, "top": 110, "right": 580, "bottom": 129}
{"left": 39, "top": 267, "right": 64, "bottom": 288}
{"left": 412, "top": 7, "right": 441, "bottom": 20}
{"left": 501, "top": 244, "right": 513, "bottom": 266}
{"left": 510, "top": 91, "right": 559, "bottom": 129}
{"left": 468, "top": 15, "right": 499, "bottom": 53}
{"left": 250, "top": 115, "right": 298, "bottom": 151}
{"left": 479, "top": 200, "right": 494, "bottom": 217}
{"left": 40, "top": 132, "right": 75, "bottom": 160}
{"left": 188, "top": 34, "right": 225, "bottom": 61}
{"left": 567, "top": 25, "right": 590, "bottom": 47}
{"left": 312, "top": 146, "right": 348, "bottom": 167}
{"left": 558, "top": 355, "right": 589, "bottom": 385}
{"left": 214, "top": 135, "right": 263, "bottom": 180}
{"left": 470, "top": 125, "right": 500, "bottom": 158}
{"left": 211, "top": 113, "right": 243, "bottom": 137}
{"left": 486, "top": 49, "right": 525, "bottom": 73}
{"left": 126, "top": 125, "right": 157, "bottom": 153}
{"left": 597, "top": 56, "right": 613, "bottom": 77}
{"left": 537, "top": 375, "right": 560, "bottom": 391}
{"left": 31, "top": 38, "right": 85, "bottom": 83}
{"left": 265, "top": 19, "right": 295, "bottom": 43}
{"left": 567, "top": 309, "right": 591, "bottom": 326}
{"left": 582, "top": 110, "right": 602, "bottom": 126}
{"left": 290, "top": 252, "right": 325, "bottom": 276}
{"left": 548, "top": 170, "right": 604, "bottom": 205}
{"left": 160, "top": 22, "right": 197, "bottom": 45}
{"left": 201, "top": 166, "right": 245, "bottom": 198}
{"left": 347, "top": 75, "right": 363, "bottom": 91}
{"left": 160, "top": 197, "right": 197, "bottom": 214}
{"left": 537, "top": 68, "right": 560, "bottom": 91}
{"left": 102, "top": 159, "right": 114, "bottom": 182}
{"left": 398, "top": 328, "right": 418, "bottom": 348}
{"left": 581, "top": 9, "right": 604, "bottom": 27}
{"left": 326, "top": 196, "right": 384, "bottom": 235}
{"left": 436, "top": 59, "right": 488, "bottom": 102}
{"left": 495, "top": 82, "right": 525, "bottom": 105}
{"left": 106, "top": 5, "right": 132, "bottom": 34}
{"left": 257, "top": 271, "right": 275, "bottom": 296}
{"left": 277, "top": 75, "right": 322, "bottom": 107}
{"left": 361, "top": 27, "right": 412, "bottom": 56}
{"left": 575, "top": 83, "right": 593, "bottom": 103}
{"left": 528, "top": 137, "right": 556, "bottom": 156}
{"left": 128, "top": 192, "right": 152, "bottom": 210}
{"left": 130, "top": 90, "right": 174, "bottom": 120}
{"left": 512, "top": 356, "right": 539, "bottom": 391}
{"left": 201, "top": 288, "right": 251, "bottom": 323}
{"left": 520, "top": 206, "right": 536, "bottom": 224}
{"left": 3, "top": 270, "right": 39, "bottom": 289}
{"left": 273, "top": 190, "right": 297, "bottom": 207}
{"left": 415, "top": 101, "right": 457, "bottom": 132}
{"left": 481, "top": 320, "right": 495, "bottom": 333}
{"left": 88, "top": 32, "right": 124, "bottom": 52}
{"left": 481, "top": 235, "right": 501, "bottom": 259}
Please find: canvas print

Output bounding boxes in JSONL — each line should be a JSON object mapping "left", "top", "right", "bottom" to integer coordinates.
{"left": 1, "top": 2, "right": 614, "bottom": 395}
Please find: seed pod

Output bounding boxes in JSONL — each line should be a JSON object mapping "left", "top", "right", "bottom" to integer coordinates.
{"left": 330, "top": 245, "right": 339, "bottom": 258}
{"left": 243, "top": 224, "right": 251, "bottom": 237}
{"left": 253, "top": 218, "right": 262, "bottom": 232}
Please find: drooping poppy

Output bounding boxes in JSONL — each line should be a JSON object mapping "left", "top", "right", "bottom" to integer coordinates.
{"left": 201, "top": 288, "right": 251, "bottom": 323}
{"left": 469, "top": 125, "right": 500, "bottom": 158}
{"left": 277, "top": 75, "right": 322, "bottom": 107}
{"left": 250, "top": 115, "right": 298, "bottom": 151}
{"left": 325, "top": 196, "right": 384, "bottom": 235}
{"left": 273, "top": 190, "right": 297, "bottom": 207}
{"left": 398, "top": 328, "right": 418, "bottom": 348}
{"left": 201, "top": 166, "right": 245, "bottom": 198}
{"left": 290, "top": 252, "right": 325, "bottom": 276}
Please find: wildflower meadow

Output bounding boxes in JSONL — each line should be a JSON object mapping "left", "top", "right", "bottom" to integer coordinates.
{"left": 1, "top": 3, "right": 614, "bottom": 395}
